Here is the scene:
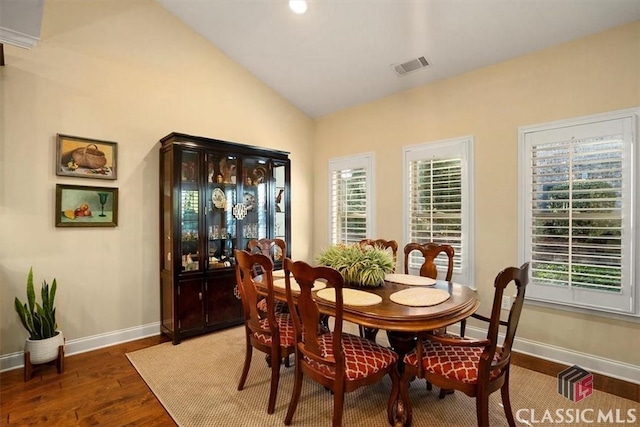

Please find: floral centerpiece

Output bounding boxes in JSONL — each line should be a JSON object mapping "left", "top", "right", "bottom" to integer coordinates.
{"left": 316, "top": 243, "right": 394, "bottom": 287}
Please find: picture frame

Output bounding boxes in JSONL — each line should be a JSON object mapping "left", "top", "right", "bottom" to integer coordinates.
{"left": 55, "top": 184, "right": 118, "bottom": 227}
{"left": 56, "top": 134, "right": 117, "bottom": 180}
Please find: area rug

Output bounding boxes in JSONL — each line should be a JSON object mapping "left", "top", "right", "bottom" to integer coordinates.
{"left": 127, "top": 325, "right": 639, "bottom": 426}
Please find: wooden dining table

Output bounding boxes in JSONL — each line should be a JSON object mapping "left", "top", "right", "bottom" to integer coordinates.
{"left": 254, "top": 273, "right": 479, "bottom": 427}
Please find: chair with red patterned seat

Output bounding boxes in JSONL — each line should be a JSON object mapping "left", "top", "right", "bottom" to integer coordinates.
{"left": 402, "top": 242, "right": 456, "bottom": 396}
{"left": 397, "top": 262, "right": 530, "bottom": 427}
{"left": 234, "top": 249, "right": 295, "bottom": 414}
{"left": 283, "top": 258, "right": 400, "bottom": 427}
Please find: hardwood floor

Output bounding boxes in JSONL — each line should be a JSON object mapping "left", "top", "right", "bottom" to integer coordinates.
{"left": 1, "top": 335, "right": 175, "bottom": 426}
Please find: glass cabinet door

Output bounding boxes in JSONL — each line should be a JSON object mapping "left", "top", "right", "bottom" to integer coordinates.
{"left": 205, "top": 153, "right": 238, "bottom": 270}
{"left": 239, "top": 157, "right": 269, "bottom": 250}
{"left": 180, "top": 150, "right": 200, "bottom": 271}
{"left": 161, "top": 150, "right": 173, "bottom": 273}
{"left": 273, "top": 162, "right": 287, "bottom": 243}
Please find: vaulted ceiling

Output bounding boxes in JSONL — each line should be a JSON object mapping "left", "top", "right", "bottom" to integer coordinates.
{"left": 162, "top": 1, "right": 637, "bottom": 117}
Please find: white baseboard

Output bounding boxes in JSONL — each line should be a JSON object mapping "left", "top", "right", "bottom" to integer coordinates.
{"left": 451, "top": 324, "right": 640, "bottom": 385}
{"left": 0, "top": 322, "right": 161, "bottom": 373}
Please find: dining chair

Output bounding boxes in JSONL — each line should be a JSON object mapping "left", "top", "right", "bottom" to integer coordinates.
{"left": 248, "top": 238, "right": 288, "bottom": 315}
{"left": 247, "top": 238, "right": 287, "bottom": 273}
{"left": 282, "top": 258, "right": 400, "bottom": 427}
{"left": 402, "top": 242, "right": 457, "bottom": 396}
{"left": 403, "top": 242, "right": 454, "bottom": 280}
{"left": 397, "top": 262, "right": 530, "bottom": 427}
{"left": 407, "top": 242, "right": 459, "bottom": 332}
{"left": 407, "top": 243, "right": 469, "bottom": 344}
{"left": 234, "top": 249, "right": 295, "bottom": 414}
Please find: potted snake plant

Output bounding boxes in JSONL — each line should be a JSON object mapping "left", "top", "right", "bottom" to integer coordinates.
{"left": 316, "top": 243, "right": 394, "bottom": 287}
{"left": 14, "top": 267, "right": 64, "bottom": 364}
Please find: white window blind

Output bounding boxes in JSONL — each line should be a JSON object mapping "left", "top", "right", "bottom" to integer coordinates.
{"left": 328, "top": 154, "right": 374, "bottom": 245}
{"left": 520, "top": 109, "right": 638, "bottom": 315}
{"left": 404, "top": 137, "right": 473, "bottom": 285}
{"left": 408, "top": 159, "right": 463, "bottom": 269}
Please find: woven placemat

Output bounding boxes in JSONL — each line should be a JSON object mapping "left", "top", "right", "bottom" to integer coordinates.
{"left": 389, "top": 288, "right": 450, "bottom": 306}
{"left": 385, "top": 273, "right": 436, "bottom": 286}
{"left": 272, "top": 269, "right": 285, "bottom": 278}
{"left": 273, "top": 277, "right": 327, "bottom": 292}
{"left": 316, "top": 288, "right": 382, "bottom": 306}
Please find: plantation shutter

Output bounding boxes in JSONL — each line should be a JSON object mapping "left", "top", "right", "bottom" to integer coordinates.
{"left": 408, "top": 158, "right": 463, "bottom": 270}
{"left": 521, "top": 113, "right": 635, "bottom": 314}
{"left": 328, "top": 154, "right": 374, "bottom": 245}
{"left": 403, "top": 137, "right": 473, "bottom": 286}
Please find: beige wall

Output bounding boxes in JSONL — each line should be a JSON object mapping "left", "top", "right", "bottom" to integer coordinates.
{"left": 314, "top": 22, "right": 640, "bottom": 366}
{"left": 0, "top": 0, "right": 314, "bottom": 357}
{"left": 1, "top": 0, "right": 638, "bottom": 377}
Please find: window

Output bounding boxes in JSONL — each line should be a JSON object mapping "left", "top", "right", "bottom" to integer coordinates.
{"left": 519, "top": 108, "right": 638, "bottom": 315}
{"left": 328, "top": 153, "right": 374, "bottom": 245}
{"left": 403, "top": 137, "right": 474, "bottom": 286}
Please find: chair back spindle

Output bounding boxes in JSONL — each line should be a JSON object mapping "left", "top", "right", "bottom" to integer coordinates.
{"left": 247, "top": 238, "right": 286, "bottom": 277}
{"left": 403, "top": 242, "right": 454, "bottom": 280}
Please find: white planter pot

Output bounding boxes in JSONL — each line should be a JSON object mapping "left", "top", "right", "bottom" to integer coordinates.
{"left": 24, "top": 331, "right": 64, "bottom": 364}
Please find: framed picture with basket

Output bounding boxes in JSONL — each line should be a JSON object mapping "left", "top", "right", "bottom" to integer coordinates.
{"left": 56, "top": 134, "right": 117, "bottom": 180}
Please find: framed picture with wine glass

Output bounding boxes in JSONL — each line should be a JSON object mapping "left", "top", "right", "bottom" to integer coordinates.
{"left": 55, "top": 184, "right": 118, "bottom": 227}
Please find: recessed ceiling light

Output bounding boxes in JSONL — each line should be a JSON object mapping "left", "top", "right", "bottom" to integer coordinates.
{"left": 289, "top": 0, "right": 307, "bottom": 14}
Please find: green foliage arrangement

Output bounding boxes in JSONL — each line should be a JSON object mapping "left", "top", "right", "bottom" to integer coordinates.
{"left": 14, "top": 268, "right": 59, "bottom": 340}
{"left": 316, "top": 243, "right": 394, "bottom": 287}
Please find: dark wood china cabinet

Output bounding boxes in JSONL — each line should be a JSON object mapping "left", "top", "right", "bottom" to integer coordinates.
{"left": 159, "top": 132, "right": 291, "bottom": 344}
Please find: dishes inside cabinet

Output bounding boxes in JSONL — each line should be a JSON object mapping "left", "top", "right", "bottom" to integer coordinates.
{"left": 212, "top": 188, "right": 226, "bottom": 209}
{"left": 219, "top": 158, "right": 236, "bottom": 183}
{"left": 243, "top": 192, "right": 256, "bottom": 211}
{"left": 252, "top": 166, "right": 267, "bottom": 184}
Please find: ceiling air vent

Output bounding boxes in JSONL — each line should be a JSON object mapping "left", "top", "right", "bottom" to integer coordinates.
{"left": 392, "top": 56, "right": 430, "bottom": 76}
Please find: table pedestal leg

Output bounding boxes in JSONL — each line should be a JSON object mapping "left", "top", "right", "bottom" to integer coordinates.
{"left": 390, "top": 395, "right": 407, "bottom": 427}
{"left": 360, "top": 326, "right": 380, "bottom": 341}
{"left": 386, "top": 331, "right": 416, "bottom": 372}
{"left": 385, "top": 331, "right": 418, "bottom": 426}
